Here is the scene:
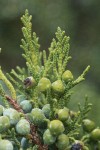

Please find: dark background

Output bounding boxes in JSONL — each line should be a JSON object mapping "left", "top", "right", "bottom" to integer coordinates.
{"left": 0, "top": 0, "right": 100, "bottom": 125}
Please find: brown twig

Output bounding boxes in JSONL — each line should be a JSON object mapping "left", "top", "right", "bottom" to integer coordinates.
{"left": 5, "top": 95, "right": 48, "bottom": 150}
{"left": 5, "top": 95, "right": 24, "bottom": 113}
{"left": 30, "top": 124, "right": 48, "bottom": 150}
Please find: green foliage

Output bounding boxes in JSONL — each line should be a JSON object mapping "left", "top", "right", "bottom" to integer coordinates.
{"left": 0, "top": 10, "right": 99, "bottom": 150}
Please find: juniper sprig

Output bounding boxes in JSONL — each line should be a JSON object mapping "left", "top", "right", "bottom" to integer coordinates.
{"left": 0, "top": 10, "right": 99, "bottom": 150}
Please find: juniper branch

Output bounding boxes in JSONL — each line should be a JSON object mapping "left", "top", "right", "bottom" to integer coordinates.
{"left": 0, "top": 67, "right": 16, "bottom": 99}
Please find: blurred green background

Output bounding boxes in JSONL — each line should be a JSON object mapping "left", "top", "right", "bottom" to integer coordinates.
{"left": 0, "top": 0, "right": 100, "bottom": 125}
